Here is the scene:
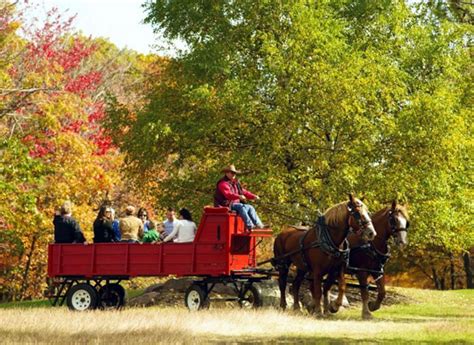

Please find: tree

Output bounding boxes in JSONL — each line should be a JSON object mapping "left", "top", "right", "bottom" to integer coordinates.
{"left": 105, "top": 0, "right": 473, "bottom": 288}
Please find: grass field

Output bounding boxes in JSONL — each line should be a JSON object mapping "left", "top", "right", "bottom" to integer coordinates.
{"left": 0, "top": 287, "right": 473, "bottom": 344}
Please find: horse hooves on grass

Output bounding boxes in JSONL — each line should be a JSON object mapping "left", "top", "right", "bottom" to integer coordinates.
{"left": 368, "top": 301, "right": 380, "bottom": 312}
{"left": 328, "top": 301, "right": 340, "bottom": 314}
{"left": 362, "top": 312, "right": 373, "bottom": 320}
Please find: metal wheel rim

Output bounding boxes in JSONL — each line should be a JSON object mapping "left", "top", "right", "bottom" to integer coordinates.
{"left": 187, "top": 290, "right": 202, "bottom": 311}
{"left": 71, "top": 289, "right": 92, "bottom": 311}
{"left": 240, "top": 290, "right": 255, "bottom": 309}
{"left": 101, "top": 290, "right": 120, "bottom": 307}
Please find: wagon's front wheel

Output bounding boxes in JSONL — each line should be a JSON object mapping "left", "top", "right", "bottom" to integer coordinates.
{"left": 239, "top": 284, "right": 262, "bottom": 309}
{"left": 98, "top": 283, "right": 126, "bottom": 309}
{"left": 66, "top": 283, "right": 98, "bottom": 311}
{"left": 184, "top": 284, "right": 210, "bottom": 311}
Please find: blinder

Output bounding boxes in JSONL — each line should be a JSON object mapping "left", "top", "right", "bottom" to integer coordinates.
{"left": 388, "top": 210, "right": 409, "bottom": 234}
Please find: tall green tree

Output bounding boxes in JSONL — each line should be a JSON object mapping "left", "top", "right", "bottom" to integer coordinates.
{"left": 108, "top": 0, "right": 472, "bottom": 287}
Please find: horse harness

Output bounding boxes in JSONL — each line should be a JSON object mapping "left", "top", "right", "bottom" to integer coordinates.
{"left": 347, "top": 209, "right": 410, "bottom": 281}
{"left": 298, "top": 216, "right": 350, "bottom": 271}
{"left": 271, "top": 202, "right": 368, "bottom": 271}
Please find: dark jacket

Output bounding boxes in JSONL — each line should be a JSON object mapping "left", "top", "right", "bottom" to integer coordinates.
{"left": 214, "top": 176, "right": 256, "bottom": 207}
{"left": 53, "top": 215, "right": 86, "bottom": 243}
{"left": 93, "top": 218, "right": 117, "bottom": 243}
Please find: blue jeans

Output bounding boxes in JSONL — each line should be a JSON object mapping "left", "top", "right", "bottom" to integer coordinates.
{"left": 231, "top": 203, "right": 262, "bottom": 229}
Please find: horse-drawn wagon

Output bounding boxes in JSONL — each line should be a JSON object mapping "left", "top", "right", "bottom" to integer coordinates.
{"left": 46, "top": 207, "right": 272, "bottom": 311}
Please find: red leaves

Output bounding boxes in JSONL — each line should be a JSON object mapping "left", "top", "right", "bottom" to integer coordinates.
{"left": 65, "top": 71, "right": 103, "bottom": 96}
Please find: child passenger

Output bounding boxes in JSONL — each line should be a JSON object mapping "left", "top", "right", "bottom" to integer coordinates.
{"left": 142, "top": 221, "right": 161, "bottom": 243}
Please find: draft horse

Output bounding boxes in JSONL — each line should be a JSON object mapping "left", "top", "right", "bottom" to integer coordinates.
{"left": 272, "top": 194, "right": 376, "bottom": 316}
{"left": 323, "top": 200, "right": 409, "bottom": 319}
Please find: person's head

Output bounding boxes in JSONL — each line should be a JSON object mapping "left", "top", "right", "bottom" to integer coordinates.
{"left": 125, "top": 205, "right": 135, "bottom": 216}
{"left": 97, "top": 205, "right": 113, "bottom": 220}
{"left": 166, "top": 207, "right": 175, "bottom": 221}
{"left": 137, "top": 207, "right": 148, "bottom": 222}
{"left": 148, "top": 220, "right": 156, "bottom": 231}
{"left": 179, "top": 208, "right": 193, "bottom": 222}
{"left": 222, "top": 164, "right": 240, "bottom": 181}
{"left": 110, "top": 208, "right": 116, "bottom": 220}
{"left": 60, "top": 201, "right": 72, "bottom": 216}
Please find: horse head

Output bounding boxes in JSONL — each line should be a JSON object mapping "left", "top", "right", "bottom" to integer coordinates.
{"left": 388, "top": 200, "right": 409, "bottom": 249}
{"left": 347, "top": 194, "right": 377, "bottom": 242}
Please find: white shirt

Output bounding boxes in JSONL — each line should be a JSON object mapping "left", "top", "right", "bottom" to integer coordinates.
{"left": 163, "top": 220, "right": 197, "bottom": 243}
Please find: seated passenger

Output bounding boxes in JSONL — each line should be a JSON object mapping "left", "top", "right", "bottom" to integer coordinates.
{"left": 93, "top": 206, "right": 117, "bottom": 243}
{"left": 214, "top": 164, "right": 265, "bottom": 230}
{"left": 110, "top": 208, "right": 121, "bottom": 241}
{"left": 53, "top": 201, "right": 86, "bottom": 244}
{"left": 162, "top": 207, "right": 178, "bottom": 238}
{"left": 119, "top": 205, "right": 144, "bottom": 243}
{"left": 142, "top": 221, "right": 161, "bottom": 243}
{"left": 138, "top": 207, "right": 150, "bottom": 233}
{"left": 162, "top": 208, "right": 197, "bottom": 243}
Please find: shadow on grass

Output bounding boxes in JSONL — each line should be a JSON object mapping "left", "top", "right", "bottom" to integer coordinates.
{"left": 2, "top": 329, "right": 472, "bottom": 345}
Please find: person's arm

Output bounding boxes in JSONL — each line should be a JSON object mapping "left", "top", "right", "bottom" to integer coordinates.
{"left": 218, "top": 180, "right": 240, "bottom": 200}
{"left": 241, "top": 187, "right": 257, "bottom": 200}
{"left": 72, "top": 219, "right": 86, "bottom": 243}
{"left": 138, "top": 221, "right": 144, "bottom": 240}
{"left": 163, "top": 222, "right": 180, "bottom": 242}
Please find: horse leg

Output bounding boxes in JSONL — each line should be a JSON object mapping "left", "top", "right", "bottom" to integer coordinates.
{"left": 278, "top": 263, "right": 290, "bottom": 310}
{"left": 329, "top": 265, "right": 346, "bottom": 313}
{"left": 322, "top": 270, "right": 336, "bottom": 314}
{"left": 357, "top": 272, "right": 372, "bottom": 319}
{"left": 368, "top": 276, "right": 386, "bottom": 312}
{"left": 292, "top": 269, "right": 306, "bottom": 311}
{"left": 311, "top": 271, "right": 323, "bottom": 317}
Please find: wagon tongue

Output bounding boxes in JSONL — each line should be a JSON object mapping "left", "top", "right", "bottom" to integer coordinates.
{"left": 246, "top": 228, "right": 273, "bottom": 237}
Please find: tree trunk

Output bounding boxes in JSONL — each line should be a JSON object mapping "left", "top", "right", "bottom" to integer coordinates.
{"left": 432, "top": 266, "right": 441, "bottom": 290}
{"left": 450, "top": 253, "right": 455, "bottom": 290}
{"left": 18, "top": 235, "right": 37, "bottom": 300}
{"left": 463, "top": 252, "right": 473, "bottom": 289}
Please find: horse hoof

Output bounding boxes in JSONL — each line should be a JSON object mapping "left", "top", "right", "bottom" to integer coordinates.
{"left": 362, "top": 312, "right": 373, "bottom": 320}
{"left": 368, "top": 301, "right": 380, "bottom": 312}
{"left": 328, "top": 301, "right": 340, "bottom": 314}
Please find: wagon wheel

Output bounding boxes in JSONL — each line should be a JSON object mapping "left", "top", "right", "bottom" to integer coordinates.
{"left": 239, "top": 284, "right": 262, "bottom": 309}
{"left": 66, "top": 283, "right": 98, "bottom": 311}
{"left": 98, "top": 283, "right": 126, "bottom": 309}
{"left": 184, "top": 284, "right": 210, "bottom": 311}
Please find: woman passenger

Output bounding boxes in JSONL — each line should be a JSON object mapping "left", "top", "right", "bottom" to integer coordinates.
{"left": 93, "top": 206, "right": 117, "bottom": 243}
{"left": 162, "top": 208, "right": 197, "bottom": 243}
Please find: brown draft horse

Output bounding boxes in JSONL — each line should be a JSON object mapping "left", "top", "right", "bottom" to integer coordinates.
{"left": 319, "top": 200, "right": 409, "bottom": 319}
{"left": 273, "top": 194, "right": 376, "bottom": 317}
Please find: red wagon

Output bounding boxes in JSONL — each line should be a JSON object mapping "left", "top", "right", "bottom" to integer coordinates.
{"left": 46, "top": 207, "right": 272, "bottom": 311}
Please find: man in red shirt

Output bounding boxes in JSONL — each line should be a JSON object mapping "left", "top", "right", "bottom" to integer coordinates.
{"left": 214, "top": 164, "right": 264, "bottom": 230}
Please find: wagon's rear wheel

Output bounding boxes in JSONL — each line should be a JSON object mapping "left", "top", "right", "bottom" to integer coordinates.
{"left": 98, "top": 283, "right": 126, "bottom": 309}
{"left": 66, "top": 283, "right": 98, "bottom": 311}
{"left": 185, "top": 284, "right": 210, "bottom": 311}
{"left": 239, "top": 284, "right": 262, "bottom": 309}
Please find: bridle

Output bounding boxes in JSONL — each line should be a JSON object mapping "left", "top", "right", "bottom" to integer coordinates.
{"left": 388, "top": 209, "right": 410, "bottom": 237}
{"left": 347, "top": 201, "right": 373, "bottom": 236}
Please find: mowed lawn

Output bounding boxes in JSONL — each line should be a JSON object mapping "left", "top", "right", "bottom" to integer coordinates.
{"left": 0, "top": 287, "right": 473, "bottom": 344}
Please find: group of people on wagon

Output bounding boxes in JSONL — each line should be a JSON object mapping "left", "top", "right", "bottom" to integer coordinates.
{"left": 53, "top": 164, "right": 266, "bottom": 244}
{"left": 53, "top": 203, "right": 197, "bottom": 244}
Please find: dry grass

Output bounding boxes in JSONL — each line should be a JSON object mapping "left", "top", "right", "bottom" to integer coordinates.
{"left": 1, "top": 287, "right": 473, "bottom": 344}
{"left": 0, "top": 306, "right": 472, "bottom": 344}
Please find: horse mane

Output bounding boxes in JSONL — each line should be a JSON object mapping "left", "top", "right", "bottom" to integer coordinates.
{"left": 372, "top": 204, "right": 409, "bottom": 220}
{"left": 324, "top": 200, "right": 351, "bottom": 227}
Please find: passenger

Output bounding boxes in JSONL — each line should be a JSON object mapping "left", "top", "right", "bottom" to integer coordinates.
{"left": 162, "top": 207, "right": 178, "bottom": 238}
{"left": 93, "top": 206, "right": 117, "bottom": 243}
{"left": 137, "top": 207, "right": 150, "bottom": 233}
{"left": 110, "top": 208, "right": 121, "bottom": 241}
{"left": 119, "top": 205, "right": 144, "bottom": 243}
{"left": 214, "top": 164, "right": 265, "bottom": 230}
{"left": 162, "top": 208, "right": 197, "bottom": 243}
{"left": 53, "top": 201, "right": 86, "bottom": 244}
{"left": 142, "top": 220, "right": 161, "bottom": 243}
